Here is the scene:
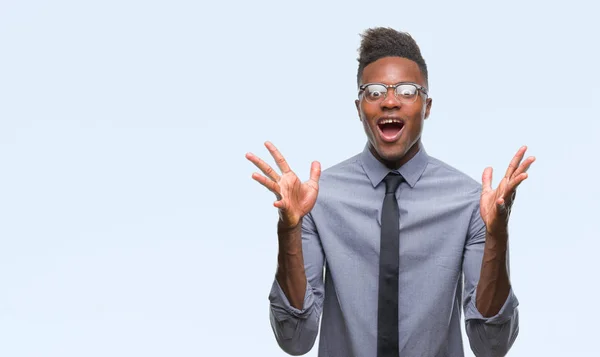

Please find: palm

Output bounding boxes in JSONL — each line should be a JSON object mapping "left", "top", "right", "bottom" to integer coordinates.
{"left": 479, "top": 146, "right": 535, "bottom": 235}
{"left": 480, "top": 176, "right": 512, "bottom": 234}
{"left": 277, "top": 171, "right": 319, "bottom": 224}
{"left": 246, "top": 141, "right": 321, "bottom": 227}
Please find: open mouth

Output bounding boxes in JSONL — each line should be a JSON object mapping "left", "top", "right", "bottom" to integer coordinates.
{"left": 377, "top": 118, "right": 404, "bottom": 142}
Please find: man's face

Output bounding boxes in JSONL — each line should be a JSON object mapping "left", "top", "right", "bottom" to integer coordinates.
{"left": 355, "top": 56, "right": 432, "bottom": 168}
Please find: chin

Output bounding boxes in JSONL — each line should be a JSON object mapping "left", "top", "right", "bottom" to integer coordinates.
{"left": 375, "top": 143, "right": 409, "bottom": 163}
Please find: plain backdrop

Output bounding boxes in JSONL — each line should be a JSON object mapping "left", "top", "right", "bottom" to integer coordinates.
{"left": 1, "top": 1, "right": 599, "bottom": 356}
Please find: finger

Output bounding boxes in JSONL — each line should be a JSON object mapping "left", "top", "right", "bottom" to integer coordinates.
{"left": 496, "top": 197, "right": 508, "bottom": 215}
{"left": 481, "top": 167, "right": 493, "bottom": 193}
{"left": 507, "top": 172, "right": 529, "bottom": 193}
{"left": 265, "top": 141, "right": 292, "bottom": 174}
{"left": 273, "top": 200, "right": 287, "bottom": 210}
{"left": 307, "top": 161, "right": 321, "bottom": 190}
{"left": 251, "top": 172, "right": 281, "bottom": 198}
{"left": 504, "top": 146, "right": 527, "bottom": 179}
{"left": 502, "top": 172, "right": 529, "bottom": 208}
{"left": 511, "top": 156, "right": 536, "bottom": 178}
{"left": 246, "top": 152, "right": 281, "bottom": 182}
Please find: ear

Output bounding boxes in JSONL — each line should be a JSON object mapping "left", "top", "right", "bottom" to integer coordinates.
{"left": 355, "top": 99, "right": 362, "bottom": 121}
{"left": 424, "top": 97, "right": 432, "bottom": 120}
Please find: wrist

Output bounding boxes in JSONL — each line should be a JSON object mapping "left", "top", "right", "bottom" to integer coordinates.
{"left": 484, "top": 230, "right": 509, "bottom": 254}
{"left": 277, "top": 218, "right": 303, "bottom": 254}
{"left": 486, "top": 225, "right": 508, "bottom": 239}
{"left": 277, "top": 216, "right": 301, "bottom": 232}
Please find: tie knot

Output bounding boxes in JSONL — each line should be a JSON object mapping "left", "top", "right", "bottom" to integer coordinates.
{"left": 383, "top": 173, "right": 404, "bottom": 194}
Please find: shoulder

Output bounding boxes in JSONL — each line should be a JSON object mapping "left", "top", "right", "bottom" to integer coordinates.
{"left": 312, "top": 152, "right": 370, "bottom": 206}
{"left": 318, "top": 153, "right": 363, "bottom": 184}
{"left": 422, "top": 154, "right": 482, "bottom": 199}
{"left": 421, "top": 155, "right": 485, "bottom": 231}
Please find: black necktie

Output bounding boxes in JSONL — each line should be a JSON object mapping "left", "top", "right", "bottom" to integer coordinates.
{"left": 377, "top": 173, "right": 404, "bottom": 357}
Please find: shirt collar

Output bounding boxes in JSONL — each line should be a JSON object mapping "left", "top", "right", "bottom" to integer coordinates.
{"left": 359, "top": 141, "right": 429, "bottom": 188}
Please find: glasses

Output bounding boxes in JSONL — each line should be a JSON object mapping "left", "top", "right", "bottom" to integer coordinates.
{"left": 358, "top": 82, "right": 428, "bottom": 104}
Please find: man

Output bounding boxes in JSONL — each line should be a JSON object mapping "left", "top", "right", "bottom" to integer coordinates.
{"left": 246, "top": 27, "right": 534, "bottom": 357}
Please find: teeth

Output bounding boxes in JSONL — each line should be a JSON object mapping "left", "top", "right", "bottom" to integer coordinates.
{"left": 379, "top": 119, "right": 402, "bottom": 124}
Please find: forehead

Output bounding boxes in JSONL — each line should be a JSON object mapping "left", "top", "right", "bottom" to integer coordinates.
{"left": 361, "top": 56, "right": 425, "bottom": 86}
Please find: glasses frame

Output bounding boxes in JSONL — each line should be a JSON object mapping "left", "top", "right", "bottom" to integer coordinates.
{"left": 358, "top": 82, "right": 429, "bottom": 104}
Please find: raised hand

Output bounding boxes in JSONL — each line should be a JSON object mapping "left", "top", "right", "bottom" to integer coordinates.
{"left": 246, "top": 141, "right": 321, "bottom": 228}
{"left": 480, "top": 146, "right": 536, "bottom": 236}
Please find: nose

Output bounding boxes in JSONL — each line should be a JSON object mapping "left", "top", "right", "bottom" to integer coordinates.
{"left": 380, "top": 89, "right": 401, "bottom": 110}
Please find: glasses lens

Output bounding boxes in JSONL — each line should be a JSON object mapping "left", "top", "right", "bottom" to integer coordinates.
{"left": 395, "top": 84, "right": 418, "bottom": 102}
{"left": 363, "top": 84, "right": 387, "bottom": 102}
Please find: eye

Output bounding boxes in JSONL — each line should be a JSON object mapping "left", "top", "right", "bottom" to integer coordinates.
{"left": 397, "top": 85, "right": 417, "bottom": 97}
{"left": 365, "top": 85, "right": 386, "bottom": 100}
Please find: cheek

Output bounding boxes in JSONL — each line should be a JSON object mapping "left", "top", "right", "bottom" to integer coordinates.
{"left": 361, "top": 117, "right": 374, "bottom": 134}
{"left": 360, "top": 106, "right": 379, "bottom": 125}
{"left": 359, "top": 112, "right": 377, "bottom": 138}
{"left": 403, "top": 110, "right": 425, "bottom": 136}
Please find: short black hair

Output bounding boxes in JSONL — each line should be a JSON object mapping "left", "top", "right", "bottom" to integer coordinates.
{"left": 356, "top": 27, "right": 428, "bottom": 87}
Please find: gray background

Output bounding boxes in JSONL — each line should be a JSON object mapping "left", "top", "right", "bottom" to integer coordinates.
{"left": 1, "top": 0, "right": 598, "bottom": 356}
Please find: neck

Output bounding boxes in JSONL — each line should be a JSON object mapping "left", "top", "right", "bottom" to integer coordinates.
{"left": 369, "top": 140, "right": 421, "bottom": 170}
